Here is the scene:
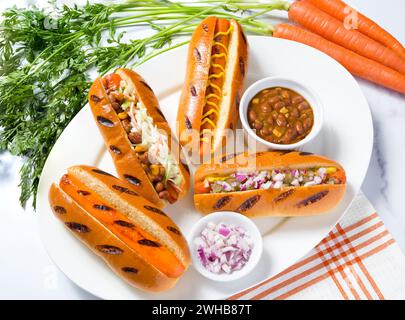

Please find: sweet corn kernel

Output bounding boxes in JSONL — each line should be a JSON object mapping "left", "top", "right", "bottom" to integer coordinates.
{"left": 280, "top": 107, "right": 289, "bottom": 114}
{"left": 272, "top": 128, "right": 282, "bottom": 137}
{"left": 134, "top": 145, "right": 147, "bottom": 152}
{"left": 326, "top": 167, "right": 337, "bottom": 174}
{"left": 118, "top": 112, "right": 128, "bottom": 120}
{"left": 150, "top": 164, "right": 160, "bottom": 176}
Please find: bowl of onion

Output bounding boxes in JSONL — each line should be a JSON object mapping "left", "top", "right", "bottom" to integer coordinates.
{"left": 188, "top": 211, "right": 263, "bottom": 282}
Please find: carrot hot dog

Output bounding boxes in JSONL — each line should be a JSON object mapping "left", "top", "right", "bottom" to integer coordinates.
{"left": 49, "top": 165, "right": 190, "bottom": 292}
{"left": 177, "top": 17, "right": 248, "bottom": 158}
{"left": 88, "top": 68, "right": 190, "bottom": 208}
{"left": 194, "top": 151, "right": 347, "bottom": 217}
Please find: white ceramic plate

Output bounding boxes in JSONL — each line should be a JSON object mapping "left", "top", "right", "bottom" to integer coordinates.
{"left": 37, "top": 36, "right": 373, "bottom": 300}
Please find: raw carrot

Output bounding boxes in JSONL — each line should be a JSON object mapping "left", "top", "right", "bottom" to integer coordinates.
{"left": 273, "top": 23, "right": 405, "bottom": 94}
{"left": 303, "top": 0, "right": 405, "bottom": 58}
{"left": 288, "top": 1, "right": 405, "bottom": 75}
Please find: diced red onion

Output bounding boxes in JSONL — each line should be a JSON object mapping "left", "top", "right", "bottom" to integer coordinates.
{"left": 194, "top": 222, "right": 253, "bottom": 275}
{"left": 218, "top": 225, "right": 231, "bottom": 237}
{"left": 235, "top": 173, "right": 248, "bottom": 182}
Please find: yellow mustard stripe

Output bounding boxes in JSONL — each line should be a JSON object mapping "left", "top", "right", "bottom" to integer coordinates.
{"left": 213, "top": 24, "right": 233, "bottom": 38}
{"left": 207, "top": 81, "right": 222, "bottom": 94}
{"left": 211, "top": 53, "right": 227, "bottom": 60}
{"left": 201, "top": 117, "right": 216, "bottom": 128}
{"left": 205, "top": 93, "right": 221, "bottom": 100}
{"left": 199, "top": 23, "right": 233, "bottom": 142}
{"left": 200, "top": 137, "right": 210, "bottom": 143}
{"left": 210, "top": 63, "right": 225, "bottom": 73}
{"left": 202, "top": 108, "right": 219, "bottom": 118}
{"left": 208, "top": 72, "right": 224, "bottom": 80}
{"left": 205, "top": 100, "right": 220, "bottom": 109}
{"left": 212, "top": 41, "right": 228, "bottom": 54}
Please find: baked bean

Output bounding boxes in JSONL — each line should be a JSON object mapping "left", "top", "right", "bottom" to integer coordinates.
{"left": 266, "top": 117, "right": 274, "bottom": 126}
{"left": 290, "top": 108, "right": 300, "bottom": 119}
{"left": 261, "top": 91, "right": 272, "bottom": 99}
{"left": 268, "top": 96, "right": 281, "bottom": 104}
{"left": 138, "top": 152, "right": 150, "bottom": 165}
{"left": 296, "top": 121, "right": 304, "bottom": 135}
{"left": 128, "top": 132, "right": 142, "bottom": 144}
{"left": 276, "top": 114, "right": 287, "bottom": 127}
{"left": 121, "top": 119, "right": 132, "bottom": 133}
{"left": 303, "top": 117, "right": 313, "bottom": 130}
{"left": 158, "top": 190, "right": 169, "bottom": 200}
{"left": 248, "top": 110, "right": 257, "bottom": 122}
{"left": 292, "top": 96, "right": 304, "bottom": 105}
{"left": 298, "top": 101, "right": 310, "bottom": 111}
{"left": 281, "top": 90, "right": 290, "bottom": 100}
{"left": 280, "top": 128, "right": 297, "bottom": 144}
{"left": 155, "top": 182, "right": 165, "bottom": 192}
{"left": 253, "top": 120, "right": 263, "bottom": 130}
{"left": 273, "top": 101, "right": 286, "bottom": 110}
{"left": 260, "top": 104, "right": 272, "bottom": 113}
{"left": 247, "top": 87, "right": 314, "bottom": 145}
{"left": 260, "top": 127, "right": 270, "bottom": 136}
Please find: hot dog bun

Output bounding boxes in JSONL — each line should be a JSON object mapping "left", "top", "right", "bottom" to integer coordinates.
{"left": 49, "top": 165, "right": 190, "bottom": 292}
{"left": 177, "top": 17, "right": 248, "bottom": 157}
{"left": 194, "top": 151, "right": 346, "bottom": 217}
{"left": 89, "top": 68, "right": 190, "bottom": 208}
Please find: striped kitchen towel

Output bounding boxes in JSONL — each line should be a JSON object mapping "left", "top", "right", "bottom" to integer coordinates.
{"left": 228, "top": 193, "right": 405, "bottom": 300}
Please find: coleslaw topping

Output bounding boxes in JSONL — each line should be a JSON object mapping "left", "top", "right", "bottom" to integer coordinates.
{"left": 128, "top": 101, "right": 182, "bottom": 186}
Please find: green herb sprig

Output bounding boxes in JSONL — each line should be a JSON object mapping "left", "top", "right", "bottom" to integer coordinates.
{"left": 0, "top": 0, "right": 289, "bottom": 208}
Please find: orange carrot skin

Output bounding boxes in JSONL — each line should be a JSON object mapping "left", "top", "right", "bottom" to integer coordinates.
{"left": 303, "top": 0, "right": 405, "bottom": 58}
{"left": 288, "top": 1, "right": 405, "bottom": 75}
{"left": 273, "top": 23, "right": 405, "bottom": 94}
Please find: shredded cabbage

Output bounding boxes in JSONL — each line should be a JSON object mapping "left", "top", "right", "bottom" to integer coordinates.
{"left": 129, "top": 102, "right": 182, "bottom": 186}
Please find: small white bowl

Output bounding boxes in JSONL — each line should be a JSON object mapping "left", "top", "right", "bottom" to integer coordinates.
{"left": 188, "top": 211, "right": 263, "bottom": 282}
{"left": 239, "top": 76, "right": 324, "bottom": 150}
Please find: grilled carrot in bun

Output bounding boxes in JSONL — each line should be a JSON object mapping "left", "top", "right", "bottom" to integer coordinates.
{"left": 194, "top": 151, "right": 346, "bottom": 217}
{"left": 177, "top": 17, "right": 248, "bottom": 158}
{"left": 88, "top": 68, "right": 190, "bottom": 208}
{"left": 49, "top": 165, "right": 190, "bottom": 292}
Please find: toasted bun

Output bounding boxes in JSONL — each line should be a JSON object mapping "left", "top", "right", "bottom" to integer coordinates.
{"left": 194, "top": 151, "right": 346, "bottom": 217}
{"left": 49, "top": 165, "right": 190, "bottom": 292}
{"left": 177, "top": 17, "right": 248, "bottom": 156}
{"left": 88, "top": 69, "right": 190, "bottom": 208}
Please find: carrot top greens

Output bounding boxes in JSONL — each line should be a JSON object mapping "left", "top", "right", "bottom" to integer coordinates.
{"left": 0, "top": 0, "right": 289, "bottom": 208}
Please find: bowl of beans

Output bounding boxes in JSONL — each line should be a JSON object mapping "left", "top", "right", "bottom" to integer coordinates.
{"left": 239, "top": 77, "right": 323, "bottom": 150}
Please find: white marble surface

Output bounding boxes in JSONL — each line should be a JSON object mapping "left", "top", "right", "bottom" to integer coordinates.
{"left": 0, "top": 0, "right": 404, "bottom": 299}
